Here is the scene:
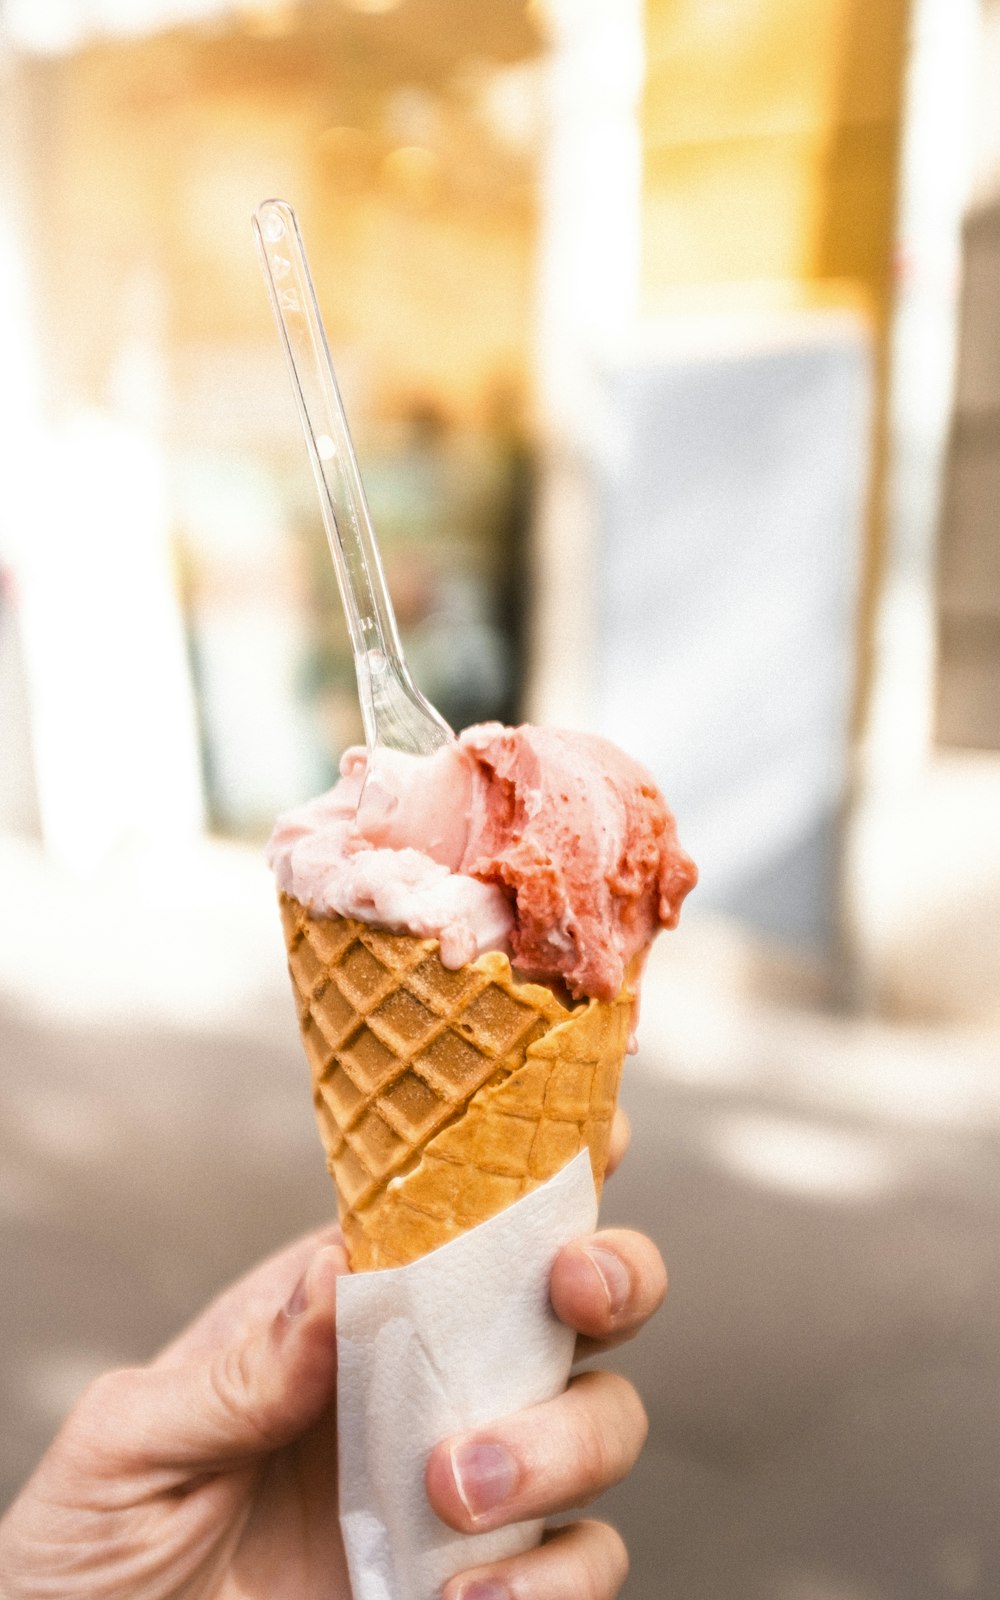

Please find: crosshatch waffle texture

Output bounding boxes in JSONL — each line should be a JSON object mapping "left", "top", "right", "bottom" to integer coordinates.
{"left": 279, "top": 894, "right": 633, "bottom": 1270}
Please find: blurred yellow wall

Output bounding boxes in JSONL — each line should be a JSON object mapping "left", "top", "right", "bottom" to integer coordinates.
{"left": 643, "top": 0, "right": 909, "bottom": 310}
{"left": 21, "top": 17, "right": 540, "bottom": 432}
{"left": 642, "top": 0, "right": 912, "bottom": 705}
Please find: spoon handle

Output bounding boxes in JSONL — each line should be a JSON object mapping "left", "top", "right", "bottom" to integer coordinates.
{"left": 253, "top": 198, "right": 452, "bottom": 754}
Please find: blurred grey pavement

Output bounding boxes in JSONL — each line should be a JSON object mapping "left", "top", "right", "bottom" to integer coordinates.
{"left": 1, "top": 837, "right": 999, "bottom": 1600}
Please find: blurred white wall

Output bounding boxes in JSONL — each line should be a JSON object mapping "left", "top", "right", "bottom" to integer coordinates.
{"left": 594, "top": 312, "right": 871, "bottom": 955}
{"left": 530, "top": 0, "right": 644, "bottom": 731}
{"left": 0, "top": 39, "right": 205, "bottom": 873}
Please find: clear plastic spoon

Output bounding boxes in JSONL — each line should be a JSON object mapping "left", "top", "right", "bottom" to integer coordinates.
{"left": 253, "top": 198, "right": 453, "bottom": 758}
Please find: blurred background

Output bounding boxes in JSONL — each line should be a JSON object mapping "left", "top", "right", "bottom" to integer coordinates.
{"left": 1, "top": 0, "right": 999, "bottom": 1594}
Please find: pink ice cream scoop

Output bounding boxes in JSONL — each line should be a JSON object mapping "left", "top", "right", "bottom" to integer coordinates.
{"left": 266, "top": 743, "right": 512, "bottom": 969}
{"left": 458, "top": 724, "right": 696, "bottom": 1001}
{"left": 267, "top": 723, "right": 696, "bottom": 1001}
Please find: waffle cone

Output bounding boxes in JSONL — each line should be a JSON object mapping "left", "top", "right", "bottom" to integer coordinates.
{"left": 279, "top": 894, "right": 632, "bottom": 1270}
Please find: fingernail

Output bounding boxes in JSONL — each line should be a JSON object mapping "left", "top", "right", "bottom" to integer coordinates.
{"left": 283, "top": 1268, "right": 311, "bottom": 1319}
{"left": 449, "top": 1441, "right": 518, "bottom": 1520}
{"left": 584, "top": 1245, "right": 631, "bottom": 1317}
{"left": 455, "top": 1583, "right": 509, "bottom": 1600}
{"left": 282, "top": 1245, "right": 346, "bottom": 1323}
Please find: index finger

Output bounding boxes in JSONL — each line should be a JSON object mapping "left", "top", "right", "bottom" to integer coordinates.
{"left": 604, "top": 1107, "right": 631, "bottom": 1178}
{"left": 154, "top": 1224, "right": 346, "bottom": 1368}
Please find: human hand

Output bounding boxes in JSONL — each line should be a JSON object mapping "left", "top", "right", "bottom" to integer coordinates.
{"left": 0, "top": 1113, "right": 665, "bottom": 1600}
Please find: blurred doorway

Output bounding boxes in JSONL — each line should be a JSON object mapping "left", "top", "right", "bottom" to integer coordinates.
{"left": 4, "top": 0, "right": 546, "bottom": 844}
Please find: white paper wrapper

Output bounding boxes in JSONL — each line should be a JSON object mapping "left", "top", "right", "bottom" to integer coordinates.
{"left": 336, "top": 1151, "right": 599, "bottom": 1600}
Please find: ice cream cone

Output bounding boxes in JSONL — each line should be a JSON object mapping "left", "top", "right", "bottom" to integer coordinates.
{"left": 279, "top": 893, "right": 633, "bottom": 1270}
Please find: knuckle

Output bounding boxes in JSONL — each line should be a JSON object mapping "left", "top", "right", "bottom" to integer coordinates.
{"left": 570, "top": 1371, "right": 648, "bottom": 1487}
{"left": 210, "top": 1339, "right": 272, "bottom": 1446}
{"left": 643, "top": 1239, "right": 668, "bottom": 1299}
{"left": 563, "top": 1382, "right": 617, "bottom": 1504}
{"left": 604, "top": 1516, "right": 627, "bottom": 1593}
{"left": 61, "top": 1366, "right": 146, "bottom": 1466}
{"left": 608, "top": 1368, "right": 646, "bottom": 1421}
{"left": 73, "top": 1366, "right": 120, "bottom": 1414}
{"left": 70, "top": 1366, "right": 138, "bottom": 1431}
{"left": 618, "top": 1379, "right": 650, "bottom": 1458}
{"left": 652, "top": 1262, "right": 669, "bottom": 1314}
{"left": 623, "top": 1233, "right": 667, "bottom": 1312}
{"left": 577, "top": 1519, "right": 630, "bottom": 1600}
{"left": 567, "top": 1397, "right": 615, "bottom": 1502}
{"left": 604, "top": 1520, "right": 630, "bottom": 1587}
{"left": 581, "top": 1564, "right": 604, "bottom": 1600}
{"left": 572, "top": 1510, "right": 627, "bottom": 1600}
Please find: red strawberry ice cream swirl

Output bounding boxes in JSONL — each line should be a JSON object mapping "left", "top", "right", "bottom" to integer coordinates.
{"left": 459, "top": 724, "right": 696, "bottom": 1002}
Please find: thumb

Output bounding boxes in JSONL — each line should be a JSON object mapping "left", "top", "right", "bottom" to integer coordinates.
{"left": 68, "top": 1242, "right": 349, "bottom": 1475}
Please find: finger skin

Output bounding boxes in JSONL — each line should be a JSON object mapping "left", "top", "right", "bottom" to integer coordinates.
{"left": 426, "top": 1371, "right": 648, "bottom": 1535}
{"left": 63, "top": 1243, "right": 349, "bottom": 1477}
{"left": 604, "top": 1109, "right": 631, "bottom": 1178}
{"left": 550, "top": 1229, "right": 667, "bottom": 1354}
{"left": 156, "top": 1223, "right": 345, "bottom": 1367}
{"left": 443, "top": 1519, "right": 628, "bottom": 1600}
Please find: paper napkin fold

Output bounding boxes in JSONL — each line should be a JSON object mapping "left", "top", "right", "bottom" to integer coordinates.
{"left": 336, "top": 1151, "right": 598, "bottom": 1600}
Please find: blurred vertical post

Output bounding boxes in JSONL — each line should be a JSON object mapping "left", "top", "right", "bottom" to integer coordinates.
{"left": 0, "top": 35, "right": 44, "bottom": 835}
{"left": 0, "top": 30, "right": 205, "bottom": 872}
{"left": 530, "top": 0, "right": 645, "bottom": 728}
{"left": 847, "top": 0, "right": 1000, "bottom": 1022}
{"left": 865, "top": 0, "right": 979, "bottom": 786}
{"left": 936, "top": 0, "right": 1000, "bottom": 749}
